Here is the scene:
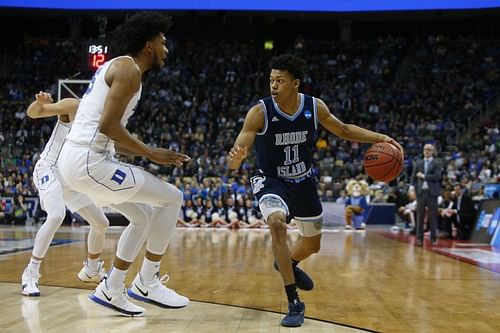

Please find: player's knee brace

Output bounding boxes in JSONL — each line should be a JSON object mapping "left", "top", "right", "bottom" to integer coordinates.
{"left": 45, "top": 209, "right": 66, "bottom": 228}
{"left": 294, "top": 216, "right": 323, "bottom": 237}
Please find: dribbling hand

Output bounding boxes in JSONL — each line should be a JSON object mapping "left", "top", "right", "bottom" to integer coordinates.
{"left": 148, "top": 148, "right": 191, "bottom": 167}
{"left": 228, "top": 145, "right": 248, "bottom": 170}
{"left": 380, "top": 135, "right": 404, "bottom": 156}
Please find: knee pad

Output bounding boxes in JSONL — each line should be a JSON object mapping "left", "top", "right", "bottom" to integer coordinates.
{"left": 46, "top": 209, "right": 66, "bottom": 224}
{"left": 294, "top": 215, "right": 323, "bottom": 237}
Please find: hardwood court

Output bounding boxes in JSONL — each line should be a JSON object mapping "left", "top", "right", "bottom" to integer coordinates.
{"left": 1, "top": 226, "right": 500, "bottom": 333}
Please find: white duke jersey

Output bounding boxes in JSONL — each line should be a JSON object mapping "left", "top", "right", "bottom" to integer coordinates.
{"left": 39, "top": 120, "right": 71, "bottom": 166}
{"left": 65, "top": 56, "right": 142, "bottom": 153}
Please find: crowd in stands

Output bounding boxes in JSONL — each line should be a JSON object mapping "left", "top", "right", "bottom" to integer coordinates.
{"left": 1, "top": 34, "right": 500, "bottom": 231}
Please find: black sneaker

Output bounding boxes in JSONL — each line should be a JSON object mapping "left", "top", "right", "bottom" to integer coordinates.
{"left": 281, "top": 300, "right": 305, "bottom": 327}
{"left": 273, "top": 261, "right": 314, "bottom": 291}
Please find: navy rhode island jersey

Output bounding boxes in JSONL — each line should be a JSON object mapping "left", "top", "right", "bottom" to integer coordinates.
{"left": 255, "top": 94, "right": 318, "bottom": 180}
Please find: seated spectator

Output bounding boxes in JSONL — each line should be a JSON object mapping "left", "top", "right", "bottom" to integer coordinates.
{"left": 210, "top": 199, "right": 230, "bottom": 228}
{"left": 0, "top": 201, "right": 5, "bottom": 223}
{"left": 400, "top": 189, "right": 417, "bottom": 231}
{"left": 241, "top": 198, "right": 266, "bottom": 228}
{"left": 192, "top": 196, "right": 206, "bottom": 225}
{"left": 177, "top": 199, "right": 200, "bottom": 227}
{"left": 226, "top": 197, "right": 246, "bottom": 229}
{"left": 449, "top": 184, "right": 477, "bottom": 240}
{"left": 438, "top": 189, "right": 456, "bottom": 239}
{"left": 371, "top": 190, "right": 386, "bottom": 203}
{"left": 335, "top": 190, "right": 348, "bottom": 205}
{"left": 471, "top": 186, "right": 486, "bottom": 202}
{"left": 13, "top": 194, "right": 28, "bottom": 224}
{"left": 1, "top": 198, "right": 15, "bottom": 223}
{"left": 197, "top": 199, "right": 215, "bottom": 227}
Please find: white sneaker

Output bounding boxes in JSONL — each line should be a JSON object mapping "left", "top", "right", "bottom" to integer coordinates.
{"left": 127, "top": 273, "right": 189, "bottom": 308}
{"left": 77, "top": 261, "right": 107, "bottom": 284}
{"left": 21, "top": 267, "right": 41, "bottom": 297}
{"left": 89, "top": 279, "right": 145, "bottom": 317}
{"left": 390, "top": 225, "right": 400, "bottom": 232}
{"left": 344, "top": 225, "right": 353, "bottom": 231}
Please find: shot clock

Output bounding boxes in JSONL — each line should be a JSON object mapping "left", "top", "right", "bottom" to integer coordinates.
{"left": 88, "top": 44, "right": 109, "bottom": 70}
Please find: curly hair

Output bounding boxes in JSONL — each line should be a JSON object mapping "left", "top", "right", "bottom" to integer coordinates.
{"left": 111, "top": 12, "right": 172, "bottom": 56}
{"left": 269, "top": 53, "right": 305, "bottom": 81}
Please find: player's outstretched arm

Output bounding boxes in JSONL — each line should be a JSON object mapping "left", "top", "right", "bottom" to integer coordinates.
{"left": 316, "top": 98, "right": 403, "bottom": 154}
{"left": 228, "top": 104, "right": 264, "bottom": 170}
{"left": 99, "top": 58, "right": 190, "bottom": 166}
{"left": 26, "top": 91, "right": 79, "bottom": 120}
{"left": 115, "top": 142, "right": 139, "bottom": 157}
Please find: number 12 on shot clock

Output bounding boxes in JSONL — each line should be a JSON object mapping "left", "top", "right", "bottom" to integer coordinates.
{"left": 88, "top": 44, "right": 109, "bottom": 70}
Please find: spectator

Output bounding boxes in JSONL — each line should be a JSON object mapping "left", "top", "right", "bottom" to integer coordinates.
{"left": 241, "top": 198, "right": 266, "bottom": 228}
{"left": 13, "top": 194, "right": 28, "bottom": 224}
{"left": 412, "top": 144, "right": 442, "bottom": 246}
{"left": 450, "top": 184, "right": 477, "bottom": 240}
{"left": 0, "top": 200, "right": 5, "bottom": 223}
{"left": 437, "top": 189, "right": 456, "bottom": 239}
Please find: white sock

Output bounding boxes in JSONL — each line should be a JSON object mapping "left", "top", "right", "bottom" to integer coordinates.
{"left": 87, "top": 257, "right": 100, "bottom": 272}
{"left": 140, "top": 257, "right": 161, "bottom": 284}
{"left": 106, "top": 266, "right": 127, "bottom": 290}
{"left": 28, "top": 258, "right": 42, "bottom": 274}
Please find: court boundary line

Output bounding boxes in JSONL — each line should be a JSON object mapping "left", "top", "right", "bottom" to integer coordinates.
{"left": 0, "top": 281, "right": 380, "bottom": 333}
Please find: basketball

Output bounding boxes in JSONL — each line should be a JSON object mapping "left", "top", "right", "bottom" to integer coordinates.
{"left": 364, "top": 142, "right": 404, "bottom": 182}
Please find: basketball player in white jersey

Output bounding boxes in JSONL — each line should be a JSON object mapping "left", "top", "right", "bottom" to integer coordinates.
{"left": 22, "top": 92, "right": 109, "bottom": 297}
{"left": 57, "top": 12, "right": 190, "bottom": 316}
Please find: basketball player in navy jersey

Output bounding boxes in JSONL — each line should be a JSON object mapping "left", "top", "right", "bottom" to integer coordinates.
{"left": 228, "top": 54, "right": 402, "bottom": 327}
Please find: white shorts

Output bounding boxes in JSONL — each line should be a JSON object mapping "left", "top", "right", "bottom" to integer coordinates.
{"left": 258, "top": 194, "right": 289, "bottom": 221}
{"left": 33, "top": 160, "right": 93, "bottom": 213}
{"left": 58, "top": 143, "right": 146, "bottom": 207}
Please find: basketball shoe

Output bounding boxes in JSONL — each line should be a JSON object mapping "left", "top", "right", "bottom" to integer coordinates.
{"left": 21, "top": 267, "right": 41, "bottom": 297}
{"left": 77, "top": 260, "right": 107, "bottom": 284}
{"left": 281, "top": 300, "right": 305, "bottom": 327}
{"left": 356, "top": 223, "right": 366, "bottom": 231}
{"left": 127, "top": 272, "right": 189, "bottom": 308}
{"left": 89, "top": 279, "right": 145, "bottom": 317}
{"left": 273, "top": 261, "right": 314, "bottom": 291}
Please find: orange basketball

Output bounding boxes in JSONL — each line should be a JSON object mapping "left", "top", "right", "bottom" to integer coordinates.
{"left": 364, "top": 142, "right": 404, "bottom": 182}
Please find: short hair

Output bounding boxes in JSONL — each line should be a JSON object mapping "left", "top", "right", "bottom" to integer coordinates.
{"left": 111, "top": 12, "right": 172, "bottom": 56}
{"left": 423, "top": 144, "right": 434, "bottom": 151}
{"left": 269, "top": 53, "right": 305, "bottom": 81}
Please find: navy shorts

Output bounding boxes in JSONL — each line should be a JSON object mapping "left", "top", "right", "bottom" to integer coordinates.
{"left": 250, "top": 175, "right": 323, "bottom": 220}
